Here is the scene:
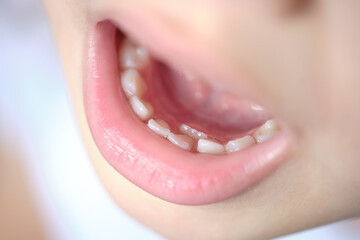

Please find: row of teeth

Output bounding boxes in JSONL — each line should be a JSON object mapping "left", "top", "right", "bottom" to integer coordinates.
{"left": 119, "top": 39, "right": 280, "bottom": 155}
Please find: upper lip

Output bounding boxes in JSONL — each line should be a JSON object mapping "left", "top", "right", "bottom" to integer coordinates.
{"left": 84, "top": 20, "right": 293, "bottom": 205}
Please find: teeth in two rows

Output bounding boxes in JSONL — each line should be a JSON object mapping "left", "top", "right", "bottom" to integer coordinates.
{"left": 119, "top": 40, "right": 280, "bottom": 154}
{"left": 147, "top": 119, "right": 195, "bottom": 150}
{"left": 179, "top": 124, "right": 208, "bottom": 139}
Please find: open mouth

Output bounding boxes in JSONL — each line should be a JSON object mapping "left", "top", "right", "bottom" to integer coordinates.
{"left": 84, "top": 21, "right": 292, "bottom": 205}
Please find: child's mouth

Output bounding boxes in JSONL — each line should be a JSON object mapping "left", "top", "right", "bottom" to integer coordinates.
{"left": 84, "top": 21, "right": 293, "bottom": 205}
{"left": 119, "top": 35, "right": 279, "bottom": 153}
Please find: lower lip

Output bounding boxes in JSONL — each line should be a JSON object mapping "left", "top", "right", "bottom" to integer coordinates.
{"left": 84, "top": 21, "right": 292, "bottom": 205}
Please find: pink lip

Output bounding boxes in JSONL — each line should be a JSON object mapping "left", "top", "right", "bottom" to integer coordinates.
{"left": 84, "top": 21, "right": 292, "bottom": 205}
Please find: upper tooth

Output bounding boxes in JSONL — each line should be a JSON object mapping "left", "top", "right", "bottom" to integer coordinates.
{"left": 120, "top": 39, "right": 149, "bottom": 70}
{"left": 167, "top": 133, "right": 194, "bottom": 151}
{"left": 179, "top": 124, "right": 207, "bottom": 139}
{"left": 121, "top": 69, "right": 147, "bottom": 98}
{"left": 147, "top": 119, "right": 171, "bottom": 138}
{"left": 197, "top": 139, "right": 224, "bottom": 155}
{"left": 254, "top": 119, "right": 280, "bottom": 143}
{"left": 225, "top": 136, "right": 255, "bottom": 153}
{"left": 130, "top": 96, "right": 154, "bottom": 121}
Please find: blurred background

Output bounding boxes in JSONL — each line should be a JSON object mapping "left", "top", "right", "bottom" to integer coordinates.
{"left": 0, "top": 0, "right": 359, "bottom": 239}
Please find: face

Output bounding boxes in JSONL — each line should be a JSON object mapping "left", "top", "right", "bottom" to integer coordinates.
{"left": 42, "top": 0, "right": 360, "bottom": 239}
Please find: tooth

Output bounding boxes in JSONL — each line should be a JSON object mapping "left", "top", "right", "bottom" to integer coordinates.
{"left": 147, "top": 119, "right": 171, "bottom": 138}
{"left": 197, "top": 139, "right": 224, "bottom": 155}
{"left": 225, "top": 136, "right": 255, "bottom": 153}
{"left": 196, "top": 132, "right": 207, "bottom": 139}
{"left": 120, "top": 39, "right": 149, "bottom": 70}
{"left": 179, "top": 124, "right": 207, "bottom": 139}
{"left": 180, "top": 124, "right": 190, "bottom": 132}
{"left": 121, "top": 69, "right": 147, "bottom": 98}
{"left": 254, "top": 119, "right": 280, "bottom": 143}
{"left": 130, "top": 96, "right": 154, "bottom": 121}
{"left": 167, "top": 133, "right": 194, "bottom": 151}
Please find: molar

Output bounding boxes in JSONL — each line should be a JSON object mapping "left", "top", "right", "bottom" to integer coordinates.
{"left": 254, "top": 119, "right": 280, "bottom": 143}
{"left": 147, "top": 119, "right": 171, "bottom": 138}
{"left": 167, "top": 133, "right": 194, "bottom": 151}
{"left": 130, "top": 96, "right": 154, "bottom": 121}
{"left": 119, "top": 39, "right": 149, "bottom": 70}
{"left": 121, "top": 69, "right": 147, "bottom": 98}
{"left": 197, "top": 139, "right": 224, "bottom": 155}
{"left": 225, "top": 136, "right": 255, "bottom": 153}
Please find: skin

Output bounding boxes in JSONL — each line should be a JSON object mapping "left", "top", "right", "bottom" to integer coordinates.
{"left": 42, "top": 0, "right": 360, "bottom": 239}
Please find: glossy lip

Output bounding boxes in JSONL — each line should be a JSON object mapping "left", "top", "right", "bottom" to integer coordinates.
{"left": 84, "top": 21, "right": 293, "bottom": 205}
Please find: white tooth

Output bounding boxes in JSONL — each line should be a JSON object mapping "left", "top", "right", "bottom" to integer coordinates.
{"left": 121, "top": 69, "right": 147, "bottom": 98}
{"left": 197, "top": 139, "right": 224, "bottom": 155}
{"left": 167, "top": 133, "right": 194, "bottom": 151}
{"left": 196, "top": 132, "right": 207, "bottom": 139}
{"left": 179, "top": 124, "right": 208, "bottom": 139}
{"left": 130, "top": 96, "right": 154, "bottom": 121}
{"left": 120, "top": 39, "right": 149, "bottom": 70}
{"left": 225, "top": 136, "right": 255, "bottom": 153}
{"left": 254, "top": 119, "right": 280, "bottom": 143}
{"left": 180, "top": 124, "right": 190, "bottom": 132}
{"left": 147, "top": 119, "right": 171, "bottom": 138}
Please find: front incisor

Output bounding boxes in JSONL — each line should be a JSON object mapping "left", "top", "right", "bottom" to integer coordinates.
{"left": 225, "top": 136, "right": 255, "bottom": 153}
{"left": 197, "top": 139, "right": 225, "bottom": 155}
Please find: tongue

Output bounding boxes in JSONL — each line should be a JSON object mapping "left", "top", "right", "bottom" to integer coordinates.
{"left": 145, "top": 61, "right": 270, "bottom": 141}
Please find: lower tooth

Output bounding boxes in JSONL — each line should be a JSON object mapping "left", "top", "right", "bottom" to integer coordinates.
{"left": 120, "top": 39, "right": 149, "bottom": 70}
{"left": 167, "top": 133, "right": 194, "bottom": 151}
{"left": 130, "top": 96, "right": 154, "bottom": 121}
{"left": 180, "top": 124, "right": 208, "bottom": 139}
{"left": 225, "top": 136, "right": 255, "bottom": 153}
{"left": 121, "top": 69, "right": 147, "bottom": 98}
{"left": 147, "top": 119, "right": 171, "bottom": 138}
{"left": 197, "top": 139, "right": 225, "bottom": 155}
{"left": 255, "top": 131, "right": 278, "bottom": 143}
{"left": 254, "top": 119, "right": 280, "bottom": 143}
{"left": 119, "top": 39, "right": 279, "bottom": 154}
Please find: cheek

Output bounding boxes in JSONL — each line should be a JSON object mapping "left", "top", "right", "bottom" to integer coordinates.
{"left": 214, "top": 20, "right": 320, "bottom": 128}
